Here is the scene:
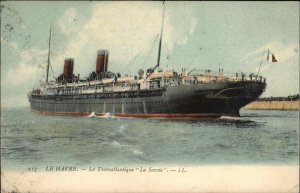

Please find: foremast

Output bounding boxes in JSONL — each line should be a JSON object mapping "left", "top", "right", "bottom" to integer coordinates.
{"left": 46, "top": 26, "right": 52, "bottom": 83}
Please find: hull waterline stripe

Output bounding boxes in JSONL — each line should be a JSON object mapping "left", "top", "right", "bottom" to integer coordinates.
{"left": 31, "top": 109, "right": 239, "bottom": 118}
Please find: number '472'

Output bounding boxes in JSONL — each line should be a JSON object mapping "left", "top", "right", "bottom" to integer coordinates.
{"left": 28, "top": 167, "right": 37, "bottom": 172}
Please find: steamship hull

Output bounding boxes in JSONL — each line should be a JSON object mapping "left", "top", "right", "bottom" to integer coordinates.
{"left": 28, "top": 81, "right": 266, "bottom": 119}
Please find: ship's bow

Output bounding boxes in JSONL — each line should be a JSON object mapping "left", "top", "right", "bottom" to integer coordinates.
{"left": 208, "top": 81, "right": 267, "bottom": 116}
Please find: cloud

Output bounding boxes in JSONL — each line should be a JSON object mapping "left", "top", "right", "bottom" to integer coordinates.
{"left": 189, "top": 17, "right": 198, "bottom": 35}
{"left": 177, "top": 37, "right": 188, "bottom": 45}
{"left": 50, "top": 2, "right": 199, "bottom": 76}
{"left": 3, "top": 48, "right": 47, "bottom": 86}
{"left": 58, "top": 8, "right": 78, "bottom": 37}
{"left": 4, "top": 63, "right": 40, "bottom": 86}
{"left": 243, "top": 41, "right": 299, "bottom": 65}
{"left": 1, "top": 36, "right": 19, "bottom": 49}
{"left": 8, "top": 42, "right": 18, "bottom": 49}
{"left": 65, "top": 2, "right": 172, "bottom": 60}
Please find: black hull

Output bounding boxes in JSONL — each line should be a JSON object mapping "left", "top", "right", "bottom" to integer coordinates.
{"left": 28, "top": 81, "right": 266, "bottom": 118}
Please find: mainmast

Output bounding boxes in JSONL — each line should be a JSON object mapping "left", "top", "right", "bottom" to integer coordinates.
{"left": 46, "top": 26, "right": 52, "bottom": 83}
{"left": 156, "top": 1, "right": 166, "bottom": 69}
{"left": 144, "top": 1, "right": 165, "bottom": 81}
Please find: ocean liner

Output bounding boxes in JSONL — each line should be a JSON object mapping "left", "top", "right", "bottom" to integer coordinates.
{"left": 28, "top": 2, "right": 266, "bottom": 119}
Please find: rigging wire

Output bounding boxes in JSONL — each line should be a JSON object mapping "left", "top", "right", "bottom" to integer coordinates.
{"left": 141, "top": 34, "right": 159, "bottom": 68}
{"left": 121, "top": 51, "right": 143, "bottom": 72}
{"left": 256, "top": 49, "right": 266, "bottom": 77}
{"left": 144, "top": 1, "right": 166, "bottom": 82}
{"left": 118, "top": 27, "right": 159, "bottom": 74}
{"left": 33, "top": 78, "right": 40, "bottom": 90}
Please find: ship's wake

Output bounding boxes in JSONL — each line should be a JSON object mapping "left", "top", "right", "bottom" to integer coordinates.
{"left": 220, "top": 116, "right": 242, "bottom": 120}
{"left": 219, "top": 115, "right": 261, "bottom": 126}
{"left": 86, "top": 112, "right": 96, "bottom": 118}
{"left": 99, "top": 112, "right": 116, "bottom": 119}
{"left": 86, "top": 112, "right": 116, "bottom": 119}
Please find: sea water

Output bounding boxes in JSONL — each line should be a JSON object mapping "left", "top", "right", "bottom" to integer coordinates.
{"left": 1, "top": 107, "right": 299, "bottom": 170}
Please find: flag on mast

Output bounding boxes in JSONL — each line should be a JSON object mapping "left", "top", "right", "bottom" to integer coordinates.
{"left": 271, "top": 53, "right": 277, "bottom": 62}
{"left": 266, "top": 49, "right": 277, "bottom": 62}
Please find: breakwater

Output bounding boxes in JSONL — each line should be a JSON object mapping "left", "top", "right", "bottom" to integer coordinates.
{"left": 244, "top": 100, "right": 299, "bottom": 110}
{"left": 243, "top": 95, "right": 299, "bottom": 110}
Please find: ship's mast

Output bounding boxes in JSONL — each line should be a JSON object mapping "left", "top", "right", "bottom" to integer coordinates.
{"left": 156, "top": 1, "right": 166, "bottom": 69}
{"left": 144, "top": 1, "right": 165, "bottom": 81}
{"left": 256, "top": 49, "right": 266, "bottom": 77}
{"left": 46, "top": 26, "right": 52, "bottom": 83}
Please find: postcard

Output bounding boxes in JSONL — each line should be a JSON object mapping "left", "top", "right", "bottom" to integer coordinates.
{"left": 1, "top": 1, "right": 299, "bottom": 192}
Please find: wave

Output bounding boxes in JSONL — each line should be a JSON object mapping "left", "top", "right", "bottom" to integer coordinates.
{"left": 108, "top": 132, "right": 123, "bottom": 139}
{"left": 111, "top": 141, "right": 122, "bottom": 147}
{"left": 118, "top": 125, "right": 127, "bottom": 133}
{"left": 110, "top": 141, "right": 143, "bottom": 156}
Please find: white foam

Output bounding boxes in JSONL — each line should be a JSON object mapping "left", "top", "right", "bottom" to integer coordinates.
{"left": 131, "top": 148, "right": 143, "bottom": 155}
{"left": 111, "top": 141, "right": 121, "bottom": 147}
{"left": 119, "top": 125, "right": 127, "bottom": 133}
{"left": 97, "top": 112, "right": 115, "bottom": 119}
{"left": 87, "top": 112, "right": 96, "bottom": 118}
{"left": 220, "top": 116, "right": 241, "bottom": 120}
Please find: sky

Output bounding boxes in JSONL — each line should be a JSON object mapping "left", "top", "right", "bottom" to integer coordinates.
{"left": 1, "top": 1, "right": 299, "bottom": 108}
